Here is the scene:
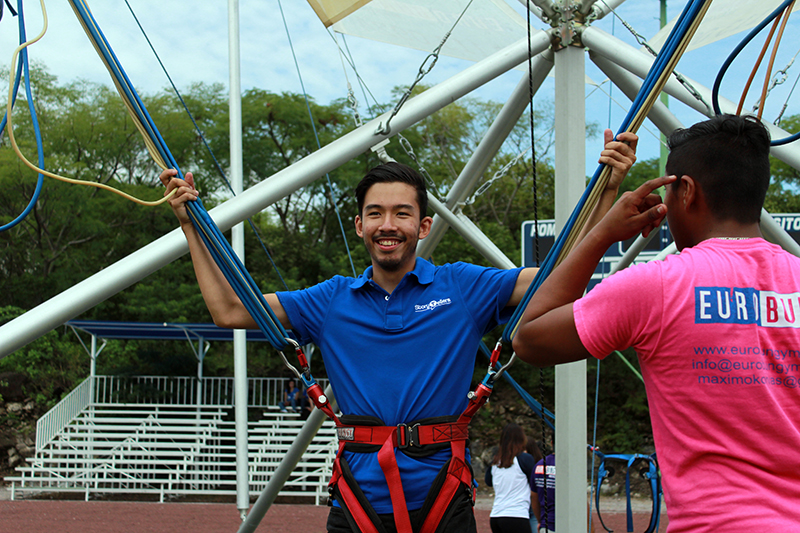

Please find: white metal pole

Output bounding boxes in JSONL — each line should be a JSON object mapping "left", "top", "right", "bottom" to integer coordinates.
{"left": 426, "top": 194, "right": 517, "bottom": 269}
{"left": 88, "top": 334, "right": 97, "bottom": 469}
{"left": 196, "top": 340, "right": 205, "bottom": 408}
{"left": 228, "top": 0, "right": 249, "bottom": 519}
{"left": 89, "top": 334, "right": 97, "bottom": 405}
{"left": 553, "top": 42, "right": 587, "bottom": 533}
{"left": 589, "top": 53, "right": 684, "bottom": 135}
{"left": 588, "top": 0, "right": 627, "bottom": 21}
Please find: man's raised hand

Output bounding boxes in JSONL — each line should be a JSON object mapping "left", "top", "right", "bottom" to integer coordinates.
{"left": 159, "top": 169, "right": 198, "bottom": 226}
{"left": 594, "top": 174, "right": 676, "bottom": 245}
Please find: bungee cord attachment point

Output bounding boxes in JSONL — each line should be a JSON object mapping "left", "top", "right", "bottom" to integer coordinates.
{"left": 462, "top": 341, "right": 515, "bottom": 420}
{"left": 278, "top": 337, "right": 336, "bottom": 420}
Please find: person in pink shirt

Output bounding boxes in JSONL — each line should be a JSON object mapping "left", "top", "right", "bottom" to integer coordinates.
{"left": 512, "top": 114, "right": 800, "bottom": 532}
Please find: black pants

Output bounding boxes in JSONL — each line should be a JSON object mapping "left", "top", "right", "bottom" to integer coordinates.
{"left": 489, "top": 516, "right": 532, "bottom": 533}
{"left": 326, "top": 486, "right": 477, "bottom": 533}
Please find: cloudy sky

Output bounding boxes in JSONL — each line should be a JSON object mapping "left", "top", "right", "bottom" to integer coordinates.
{"left": 1, "top": 0, "right": 799, "bottom": 170}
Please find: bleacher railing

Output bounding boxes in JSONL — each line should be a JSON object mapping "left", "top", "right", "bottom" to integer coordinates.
{"left": 91, "top": 375, "right": 328, "bottom": 408}
{"left": 36, "top": 377, "right": 92, "bottom": 451}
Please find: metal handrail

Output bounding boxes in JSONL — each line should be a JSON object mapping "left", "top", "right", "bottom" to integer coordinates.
{"left": 36, "top": 377, "right": 92, "bottom": 451}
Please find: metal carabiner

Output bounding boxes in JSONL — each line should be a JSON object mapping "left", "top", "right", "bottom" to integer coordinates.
{"left": 493, "top": 352, "right": 516, "bottom": 381}
{"left": 484, "top": 340, "right": 516, "bottom": 383}
{"left": 278, "top": 337, "right": 312, "bottom": 383}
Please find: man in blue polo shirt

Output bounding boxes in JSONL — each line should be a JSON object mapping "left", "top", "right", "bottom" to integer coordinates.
{"left": 159, "top": 130, "right": 637, "bottom": 532}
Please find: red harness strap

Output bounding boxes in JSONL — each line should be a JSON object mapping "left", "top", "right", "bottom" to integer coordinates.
{"left": 418, "top": 384, "right": 492, "bottom": 533}
{"left": 322, "top": 384, "right": 492, "bottom": 533}
{"left": 329, "top": 419, "right": 472, "bottom": 533}
{"left": 298, "top": 344, "right": 501, "bottom": 533}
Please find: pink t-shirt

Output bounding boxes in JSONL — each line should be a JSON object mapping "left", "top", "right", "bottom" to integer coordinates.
{"left": 574, "top": 238, "right": 800, "bottom": 532}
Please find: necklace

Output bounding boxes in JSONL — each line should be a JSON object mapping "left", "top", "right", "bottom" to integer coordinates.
{"left": 715, "top": 237, "right": 751, "bottom": 240}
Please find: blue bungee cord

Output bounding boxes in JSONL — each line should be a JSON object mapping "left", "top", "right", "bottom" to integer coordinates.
{"left": 68, "top": 0, "right": 292, "bottom": 351}
{"left": 0, "top": 0, "right": 44, "bottom": 233}
{"left": 711, "top": 0, "right": 799, "bottom": 146}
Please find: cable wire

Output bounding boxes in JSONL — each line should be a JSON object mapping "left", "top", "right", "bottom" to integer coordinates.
{"left": 276, "top": 0, "right": 356, "bottom": 278}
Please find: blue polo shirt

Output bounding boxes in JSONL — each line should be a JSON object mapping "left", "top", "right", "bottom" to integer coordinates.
{"left": 277, "top": 258, "right": 521, "bottom": 513}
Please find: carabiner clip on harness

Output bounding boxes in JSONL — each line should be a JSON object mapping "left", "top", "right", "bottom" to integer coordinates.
{"left": 280, "top": 339, "right": 514, "bottom": 533}
{"left": 279, "top": 338, "right": 338, "bottom": 422}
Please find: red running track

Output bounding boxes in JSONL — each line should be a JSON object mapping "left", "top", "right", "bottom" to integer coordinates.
{"left": 0, "top": 500, "right": 668, "bottom": 532}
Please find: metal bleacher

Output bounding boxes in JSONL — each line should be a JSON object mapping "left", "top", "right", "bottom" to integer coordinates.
{"left": 6, "top": 375, "right": 335, "bottom": 503}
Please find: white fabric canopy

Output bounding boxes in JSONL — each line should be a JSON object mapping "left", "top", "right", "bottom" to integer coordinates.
{"left": 310, "top": 1, "right": 797, "bottom": 63}
{"left": 321, "top": 0, "right": 532, "bottom": 64}
{"left": 648, "top": 0, "right": 800, "bottom": 53}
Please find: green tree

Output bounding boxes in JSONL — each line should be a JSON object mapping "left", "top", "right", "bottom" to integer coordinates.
{"left": 0, "top": 306, "right": 87, "bottom": 409}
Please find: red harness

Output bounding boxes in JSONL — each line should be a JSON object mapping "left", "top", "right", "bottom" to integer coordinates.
{"left": 285, "top": 341, "right": 505, "bottom": 533}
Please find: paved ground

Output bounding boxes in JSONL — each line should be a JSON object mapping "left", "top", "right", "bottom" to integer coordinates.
{"left": 0, "top": 490, "right": 669, "bottom": 532}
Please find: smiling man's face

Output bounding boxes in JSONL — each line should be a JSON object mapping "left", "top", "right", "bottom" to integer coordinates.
{"left": 355, "top": 181, "right": 431, "bottom": 275}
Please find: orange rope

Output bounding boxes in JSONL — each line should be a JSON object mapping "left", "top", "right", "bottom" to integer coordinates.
{"left": 758, "top": 0, "right": 796, "bottom": 120}
{"left": 737, "top": 15, "right": 781, "bottom": 115}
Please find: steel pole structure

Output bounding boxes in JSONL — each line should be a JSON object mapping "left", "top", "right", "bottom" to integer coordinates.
{"left": 590, "top": 53, "right": 684, "bottom": 136}
{"left": 227, "top": 0, "right": 250, "bottom": 517}
{"left": 0, "top": 31, "right": 552, "bottom": 359}
{"left": 553, "top": 42, "right": 587, "bottom": 533}
{"left": 582, "top": 26, "right": 800, "bottom": 171}
{"left": 427, "top": 194, "right": 517, "bottom": 269}
{"left": 237, "top": 384, "right": 337, "bottom": 533}
{"left": 588, "top": 0, "right": 627, "bottom": 22}
{"left": 609, "top": 232, "right": 658, "bottom": 275}
{"left": 418, "top": 52, "right": 554, "bottom": 259}
{"left": 582, "top": 26, "right": 716, "bottom": 116}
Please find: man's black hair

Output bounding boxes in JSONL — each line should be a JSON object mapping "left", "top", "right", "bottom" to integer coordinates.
{"left": 666, "top": 114, "right": 771, "bottom": 224}
{"left": 355, "top": 162, "right": 428, "bottom": 219}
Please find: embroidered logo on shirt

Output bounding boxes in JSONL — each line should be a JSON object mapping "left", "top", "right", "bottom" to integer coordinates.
{"left": 695, "top": 286, "right": 800, "bottom": 327}
{"left": 414, "top": 298, "right": 452, "bottom": 313}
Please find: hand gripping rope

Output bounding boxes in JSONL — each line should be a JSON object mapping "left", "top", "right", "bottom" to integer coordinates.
{"left": 279, "top": 340, "right": 515, "bottom": 533}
